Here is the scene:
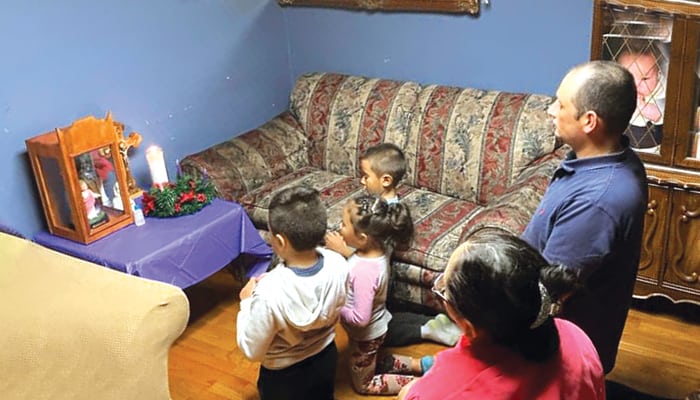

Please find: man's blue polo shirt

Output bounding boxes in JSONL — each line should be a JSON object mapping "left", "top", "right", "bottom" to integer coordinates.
{"left": 522, "top": 144, "right": 648, "bottom": 374}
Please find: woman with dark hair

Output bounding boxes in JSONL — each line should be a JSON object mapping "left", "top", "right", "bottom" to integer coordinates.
{"left": 398, "top": 231, "right": 605, "bottom": 400}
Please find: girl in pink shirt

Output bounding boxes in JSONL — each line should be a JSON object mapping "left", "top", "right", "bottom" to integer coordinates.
{"left": 336, "top": 194, "right": 420, "bottom": 395}
{"left": 398, "top": 231, "right": 605, "bottom": 400}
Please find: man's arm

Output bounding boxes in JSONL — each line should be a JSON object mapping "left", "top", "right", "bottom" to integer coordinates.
{"left": 538, "top": 199, "right": 617, "bottom": 281}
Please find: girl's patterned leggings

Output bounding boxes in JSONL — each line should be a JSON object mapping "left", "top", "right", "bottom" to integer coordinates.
{"left": 348, "top": 333, "right": 419, "bottom": 395}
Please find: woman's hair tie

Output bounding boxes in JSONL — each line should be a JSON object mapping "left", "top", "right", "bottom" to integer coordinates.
{"left": 530, "top": 281, "right": 561, "bottom": 329}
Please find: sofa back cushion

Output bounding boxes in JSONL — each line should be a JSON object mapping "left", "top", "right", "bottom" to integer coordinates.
{"left": 289, "top": 72, "right": 421, "bottom": 176}
{"left": 290, "top": 73, "right": 558, "bottom": 205}
{"left": 404, "top": 85, "right": 558, "bottom": 204}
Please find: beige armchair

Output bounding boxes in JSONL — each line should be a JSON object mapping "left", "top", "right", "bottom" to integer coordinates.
{"left": 0, "top": 232, "right": 190, "bottom": 400}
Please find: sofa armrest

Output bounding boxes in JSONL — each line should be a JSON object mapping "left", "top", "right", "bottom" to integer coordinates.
{"left": 458, "top": 147, "right": 568, "bottom": 241}
{"left": 180, "top": 111, "right": 309, "bottom": 201}
{"left": 501, "top": 146, "right": 568, "bottom": 197}
{"left": 0, "top": 233, "right": 189, "bottom": 400}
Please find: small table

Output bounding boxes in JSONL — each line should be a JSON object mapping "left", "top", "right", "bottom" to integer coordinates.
{"left": 34, "top": 199, "right": 272, "bottom": 288}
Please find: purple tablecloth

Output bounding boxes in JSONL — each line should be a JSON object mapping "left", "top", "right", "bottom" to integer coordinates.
{"left": 33, "top": 199, "right": 272, "bottom": 288}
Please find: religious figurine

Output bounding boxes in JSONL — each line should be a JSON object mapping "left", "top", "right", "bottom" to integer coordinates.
{"left": 76, "top": 154, "right": 101, "bottom": 196}
{"left": 111, "top": 181, "right": 134, "bottom": 211}
{"left": 112, "top": 182, "right": 123, "bottom": 211}
{"left": 80, "top": 179, "right": 108, "bottom": 227}
{"left": 91, "top": 148, "right": 115, "bottom": 207}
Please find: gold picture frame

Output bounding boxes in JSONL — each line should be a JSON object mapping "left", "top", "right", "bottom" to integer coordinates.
{"left": 278, "top": 0, "right": 480, "bottom": 15}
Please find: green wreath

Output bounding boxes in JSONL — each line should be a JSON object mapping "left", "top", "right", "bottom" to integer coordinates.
{"left": 141, "top": 174, "right": 217, "bottom": 218}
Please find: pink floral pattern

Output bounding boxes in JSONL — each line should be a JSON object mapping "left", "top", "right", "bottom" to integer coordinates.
{"left": 348, "top": 334, "right": 416, "bottom": 395}
{"left": 180, "top": 72, "right": 564, "bottom": 312}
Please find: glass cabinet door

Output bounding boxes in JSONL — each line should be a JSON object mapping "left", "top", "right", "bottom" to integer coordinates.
{"left": 676, "top": 22, "right": 700, "bottom": 166}
{"left": 592, "top": 0, "right": 700, "bottom": 305}
{"left": 594, "top": 3, "right": 673, "bottom": 159}
{"left": 73, "top": 145, "right": 128, "bottom": 232}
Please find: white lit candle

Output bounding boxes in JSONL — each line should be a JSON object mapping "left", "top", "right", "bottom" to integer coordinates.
{"left": 146, "top": 145, "right": 169, "bottom": 186}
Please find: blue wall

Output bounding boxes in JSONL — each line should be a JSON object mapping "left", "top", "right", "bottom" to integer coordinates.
{"left": 1, "top": 0, "right": 290, "bottom": 237}
{"left": 1, "top": 0, "right": 594, "bottom": 237}
{"left": 285, "top": 0, "right": 593, "bottom": 95}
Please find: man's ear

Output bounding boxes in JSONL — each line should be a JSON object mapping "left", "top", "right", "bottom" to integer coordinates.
{"left": 380, "top": 174, "right": 394, "bottom": 189}
{"left": 580, "top": 110, "right": 599, "bottom": 135}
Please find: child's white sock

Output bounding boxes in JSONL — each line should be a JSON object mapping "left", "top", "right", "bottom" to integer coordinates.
{"left": 420, "top": 313, "right": 461, "bottom": 346}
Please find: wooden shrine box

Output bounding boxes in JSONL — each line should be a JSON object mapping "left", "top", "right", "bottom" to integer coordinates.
{"left": 25, "top": 113, "right": 135, "bottom": 244}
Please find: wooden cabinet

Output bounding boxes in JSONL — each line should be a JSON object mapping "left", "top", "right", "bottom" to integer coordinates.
{"left": 665, "top": 188, "right": 700, "bottom": 294}
{"left": 637, "top": 182, "right": 700, "bottom": 301}
{"left": 592, "top": 0, "right": 700, "bottom": 304}
{"left": 637, "top": 184, "right": 669, "bottom": 287}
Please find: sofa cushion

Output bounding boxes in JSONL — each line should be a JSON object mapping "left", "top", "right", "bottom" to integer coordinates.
{"left": 288, "top": 73, "right": 557, "bottom": 207}
{"left": 239, "top": 168, "right": 482, "bottom": 275}
{"left": 289, "top": 73, "right": 422, "bottom": 176}
{"left": 403, "top": 86, "right": 557, "bottom": 205}
{"left": 239, "top": 167, "right": 362, "bottom": 227}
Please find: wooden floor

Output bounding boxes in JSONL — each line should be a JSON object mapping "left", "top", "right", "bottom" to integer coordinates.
{"left": 169, "top": 270, "right": 700, "bottom": 400}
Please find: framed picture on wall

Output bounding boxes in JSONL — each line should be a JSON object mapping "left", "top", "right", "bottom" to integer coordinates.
{"left": 278, "top": 0, "right": 481, "bottom": 15}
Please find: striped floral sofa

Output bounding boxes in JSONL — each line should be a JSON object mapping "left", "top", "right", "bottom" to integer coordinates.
{"left": 181, "top": 72, "right": 567, "bottom": 313}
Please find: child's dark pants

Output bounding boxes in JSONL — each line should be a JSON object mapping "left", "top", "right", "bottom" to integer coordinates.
{"left": 257, "top": 341, "right": 338, "bottom": 400}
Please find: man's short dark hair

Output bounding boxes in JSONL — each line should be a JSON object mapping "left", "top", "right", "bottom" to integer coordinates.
{"left": 571, "top": 60, "right": 637, "bottom": 135}
{"left": 360, "top": 143, "right": 407, "bottom": 184}
{"left": 268, "top": 185, "right": 327, "bottom": 251}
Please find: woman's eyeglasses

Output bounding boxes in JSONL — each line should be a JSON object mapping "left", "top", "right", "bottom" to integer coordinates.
{"left": 431, "top": 273, "right": 449, "bottom": 303}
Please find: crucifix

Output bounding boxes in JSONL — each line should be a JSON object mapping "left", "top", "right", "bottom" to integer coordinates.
{"left": 114, "top": 122, "right": 143, "bottom": 198}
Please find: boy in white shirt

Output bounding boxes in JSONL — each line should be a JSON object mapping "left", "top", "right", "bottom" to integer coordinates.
{"left": 237, "top": 185, "right": 349, "bottom": 400}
